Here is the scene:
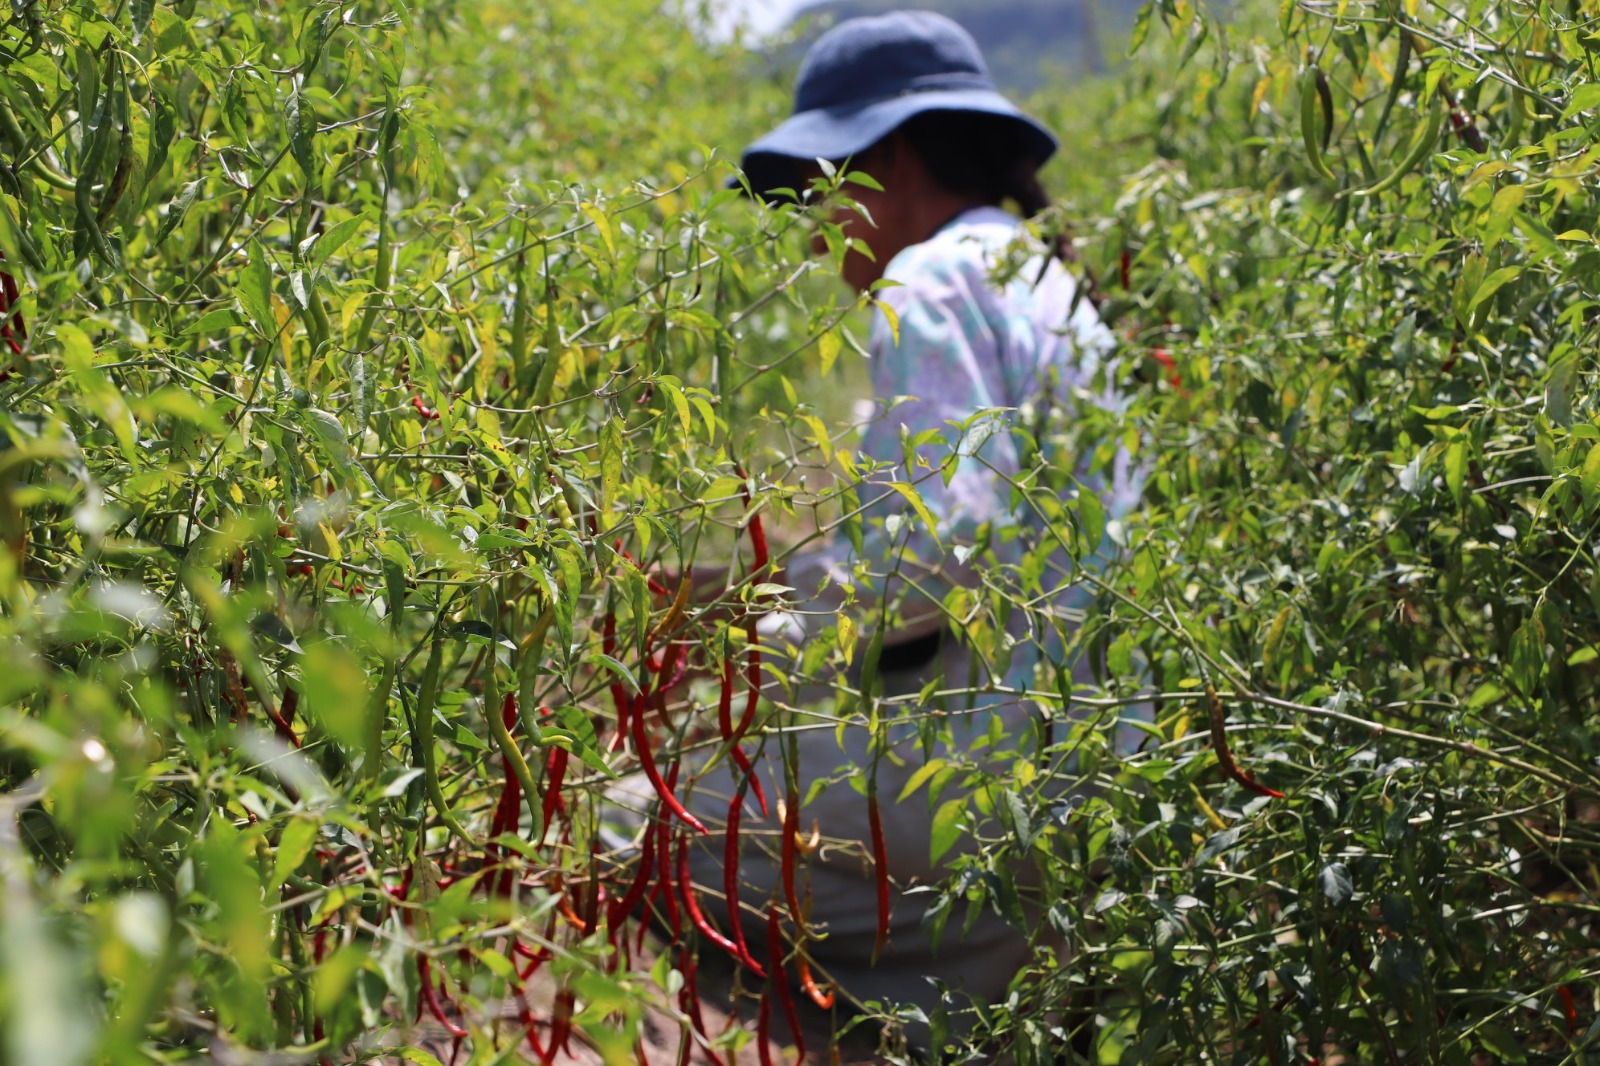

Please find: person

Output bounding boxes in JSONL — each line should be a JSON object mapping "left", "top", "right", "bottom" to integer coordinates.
{"left": 614, "top": 10, "right": 1142, "bottom": 1058}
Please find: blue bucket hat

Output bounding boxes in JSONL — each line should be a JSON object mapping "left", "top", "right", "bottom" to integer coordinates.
{"left": 738, "top": 10, "right": 1059, "bottom": 198}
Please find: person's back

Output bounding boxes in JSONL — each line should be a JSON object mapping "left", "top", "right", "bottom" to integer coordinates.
{"left": 615, "top": 9, "right": 1144, "bottom": 1057}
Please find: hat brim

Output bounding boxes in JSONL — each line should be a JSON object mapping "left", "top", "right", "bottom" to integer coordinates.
{"left": 734, "top": 89, "right": 1059, "bottom": 201}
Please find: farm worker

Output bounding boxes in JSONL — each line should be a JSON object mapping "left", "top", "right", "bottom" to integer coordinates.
{"left": 613, "top": 9, "right": 1142, "bottom": 1056}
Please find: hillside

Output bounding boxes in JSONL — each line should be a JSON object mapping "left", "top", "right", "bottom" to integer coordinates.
{"left": 787, "top": 0, "right": 1147, "bottom": 88}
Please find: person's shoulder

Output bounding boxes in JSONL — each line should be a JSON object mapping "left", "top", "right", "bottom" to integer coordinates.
{"left": 880, "top": 207, "right": 1023, "bottom": 308}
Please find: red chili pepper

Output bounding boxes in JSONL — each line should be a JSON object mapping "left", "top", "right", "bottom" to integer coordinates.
{"left": 747, "top": 514, "right": 769, "bottom": 572}
{"left": 0, "top": 266, "right": 23, "bottom": 383}
{"left": 1206, "top": 685, "right": 1284, "bottom": 799}
{"left": 417, "top": 956, "right": 468, "bottom": 1039}
{"left": 677, "top": 833, "right": 763, "bottom": 978}
{"left": 486, "top": 693, "right": 525, "bottom": 895}
{"left": 607, "top": 804, "right": 658, "bottom": 927}
{"left": 634, "top": 691, "right": 709, "bottom": 833}
{"left": 717, "top": 658, "right": 767, "bottom": 817}
{"left": 756, "top": 982, "right": 775, "bottom": 1066}
{"left": 1118, "top": 248, "right": 1131, "bottom": 290}
{"left": 514, "top": 994, "right": 556, "bottom": 1066}
{"left": 723, "top": 788, "right": 764, "bottom": 973}
{"left": 868, "top": 790, "right": 891, "bottom": 963}
{"left": 411, "top": 395, "right": 440, "bottom": 420}
{"left": 1150, "top": 347, "right": 1182, "bottom": 389}
{"left": 797, "top": 951, "right": 833, "bottom": 1011}
{"left": 654, "top": 791, "right": 682, "bottom": 938}
{"left": 613, "top": 539, "right": 671, "bottom": 597}
{"left": 766, "top": 904, "right": 805, "bottom": 1065}
{"left": 603, "top": 611, "right": 631, "bottom": 753}
{"left": 1560, "top": 985, "right": 1578, "bottom": 1037}
{"left": 648, "top": 638, "right": 687, "bottom": 730}
{"left": 540, "top": 746, "right": 568, "bottom": 845}
{"left": 780, "top": 788, "right": 804, "bottom": 935}
{"left": 550, "top": 987, "right": 574, "bottom": 1055}
{"left": 676, "top": 945, "right": 725, "bottom": 1066}
{"left": 269, "top": 686, "right": 301, "bottom": 748}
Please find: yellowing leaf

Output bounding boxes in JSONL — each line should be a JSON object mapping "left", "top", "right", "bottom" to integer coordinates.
{"left": 273, "top": 294, "right": 295, "bottom": 373}
{"left": 890, "top": 482, "right": 939, "bottom": 544}
{"left": 317, "top": 521, "right": 342, "bottom": 562}
{"left": 475, "top": 320, "right": 499, "bottom": 401}
{"left": 837, "top": 611, "right": 857, "bottom": 665}
{"left": 1582, "top": 442, "right": 1600, "bottom": 501}
{"left": 1250, "top": 74, "right": 1271, "bottom": 118}
{"left": 581, "top": 202, "right": 615, "bottom": 259}
{"left": 818, "top": 327, "right": 842, "bottom": 376}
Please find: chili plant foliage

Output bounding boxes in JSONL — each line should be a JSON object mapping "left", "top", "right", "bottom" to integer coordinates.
{"left": 955, "top": 0, "right": 1600, "bottom": 1062}
{"left": 0, "top": 0, "right": 867, "bottom": 1061}
{"left": 10, "top": 0, "right": 1600, "bottom": 1063}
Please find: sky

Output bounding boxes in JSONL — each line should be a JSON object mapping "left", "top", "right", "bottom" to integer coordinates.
{"left": 699, "top": 0, "right": 811, "bottom": 40}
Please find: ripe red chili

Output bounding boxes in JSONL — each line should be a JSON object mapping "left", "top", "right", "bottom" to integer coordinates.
{"left": 417, "top": 956, "right": 468, "bottom": 1039}
{"left": 607, "top": 806, "right": 657, "bottom": 928}
{"left": 677, "top": 945, "right": 726, "bottom": 1066}
{"left": 717, "top": 657, "right": 767, "bottom": 816}
{"left": 0, "top": 264, "right": 25, "bottom": 383}
{"left": 756, "top": 985, "right": 776, "bottom": 1066}
{"left": 677, "top": 833, "right": 763, "bottom": 978}
{"left": 653, "top": 791, "right": 682, "bottom": 937}
{"left": 603, "top": 611, "right": 631, "bottom": 753}
{"left": 780, "top": 788, "right": 804, "bottom": 936}
{"left": 766, "top": 904, "right": 805, "bottom": 1065}
{"left": 1206, "top": 684, "right": 1284, "bottom": 799}
{"left": 410, "top": 395, "right": 440, "bottom": 420}
{"left": 797, "top": 950, "right": 833, "bottom": 1011}
{"left": 722, "top": 789, "right": 765, "bottom": 974}
{"left": 540, "top": 745, "right": 568, "bottom": 844}
{"left": 634, "top": 691, "right": 708, "bottom": 834}
{"left": 270, "top": 686, "right": 301, "bottom": 748}
{"left": 868, "top": 790, "right": 891, "bottom": 962}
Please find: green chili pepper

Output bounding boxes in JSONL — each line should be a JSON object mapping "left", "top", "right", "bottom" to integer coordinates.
{"left": 415, "top": 637, "right": 473, "bottom": 844}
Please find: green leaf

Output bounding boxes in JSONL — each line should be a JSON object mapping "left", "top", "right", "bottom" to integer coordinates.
{"left": 181, "top": 308, "right": 248, "bottom": 335}
{"left": 586, "top": 652, "right": 639, "bottom": 694}
{"left": 131, "top": 0, "right": 154, "bottom": 45}
{"left": 1477, "top": 1023, "right": 1527, "bottom": 1063}
{"left": 301, "top": 642, "right": 370, "bottom": 752}
{"left": 658, "top": 376, "right": 692, "bottom": 436}
{"left": 272, "top": 818, "right": 320, "bottom": 885}
{"left": 1443, "top": 440, "right": 1469, "bottom": 501}
{"left": 1319, "top": 861, "right": 1354, "bottom": 906}
{"left": 311, "top": 214, "right": 369, "bottom": 267}
{"left": 153, "top": 180, "right": 202, "bottom": 247}
{"left": 1128, "top": 0, "right": 1154, "bottom": 54}
{"left": 600, "top": 416, "right": 624, "bottom": 515}
{"left": 1078, "top": 490, "right": 1106, "bottom": 553}
{"left": 286, "top": 90, "right": 316, "bottom": 178}
{"left": 1196, "top": 827, "right": 1243, "bottom": 865}
{"left": 239, "top": 241, "right": 275, "bottom": 336}
{"left": 1468, "top": 265, "right": 1522, "bottom": 312}
{"left": 929, "top": 797, "right": 966, "bottom": 865}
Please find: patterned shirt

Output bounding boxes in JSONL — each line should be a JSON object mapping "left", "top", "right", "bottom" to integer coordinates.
{"left": 784, "top": 204, "right": 1137, "bottom": 665}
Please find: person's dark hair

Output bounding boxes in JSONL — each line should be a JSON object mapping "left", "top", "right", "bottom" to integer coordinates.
{"left": 897, "top": 110, "right": 1055, "bottom": 220}
{"left": 896, "top": 110, "right": 1090, "bottom": 287}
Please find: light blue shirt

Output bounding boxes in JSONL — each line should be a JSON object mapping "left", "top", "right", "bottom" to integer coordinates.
{"left": 783, "top": 206, "right": 1137, "bottom": 681}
